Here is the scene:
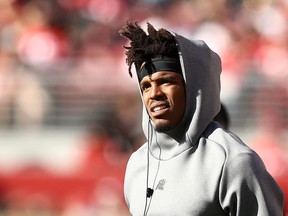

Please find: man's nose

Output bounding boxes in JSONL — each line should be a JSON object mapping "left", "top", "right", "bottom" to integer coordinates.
{"left": 150, "top": 85, "right": 164, "bottom": 99}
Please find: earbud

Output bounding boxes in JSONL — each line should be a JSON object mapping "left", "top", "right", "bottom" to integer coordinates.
{"left": 147, "top": 188, "right": 154, "bottom": 198}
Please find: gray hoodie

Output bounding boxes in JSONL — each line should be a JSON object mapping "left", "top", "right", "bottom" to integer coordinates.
{"left": 124, "top": 33, "right": 283, "bottom": 216}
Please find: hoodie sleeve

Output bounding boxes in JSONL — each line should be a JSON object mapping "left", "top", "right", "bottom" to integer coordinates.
{"left": 219, "top": 150, "right": 284, "bottom": 216}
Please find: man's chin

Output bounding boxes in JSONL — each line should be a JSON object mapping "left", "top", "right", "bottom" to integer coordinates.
{"left": 154, "top": 124, "right": 172, "bottom": 133}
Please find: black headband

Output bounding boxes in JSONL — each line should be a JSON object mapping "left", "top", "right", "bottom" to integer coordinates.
{"left": 138, "top": 59, "right": 182, "bottom": 81}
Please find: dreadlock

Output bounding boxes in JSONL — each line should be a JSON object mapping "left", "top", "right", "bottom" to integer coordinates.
{"left": 119, "top": 20, "right": 179, "bottom": 77}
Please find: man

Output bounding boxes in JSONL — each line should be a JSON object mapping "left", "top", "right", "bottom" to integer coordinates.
{"left": 119, "top": 20, "right": 283, "bottom": 216}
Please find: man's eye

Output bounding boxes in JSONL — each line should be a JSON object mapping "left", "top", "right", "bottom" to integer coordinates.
{"left": 141, "top": 84, "right": 150, "bottom": 91}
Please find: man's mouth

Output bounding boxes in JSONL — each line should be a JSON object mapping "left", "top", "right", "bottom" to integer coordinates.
{"left": 152, "top": 105, "right": 168, "bottom": 112}
{"left": 150, "top": 103, "right": 170, "bottom": 117}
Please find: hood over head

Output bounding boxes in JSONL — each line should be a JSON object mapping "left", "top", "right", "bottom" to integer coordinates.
{"left": 138, "top": 33, "right": 222, "bottom": 160}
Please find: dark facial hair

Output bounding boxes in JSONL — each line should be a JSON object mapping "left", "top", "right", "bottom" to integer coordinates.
{"left": 155, "top": 125, "right": 172, "bottom": 133}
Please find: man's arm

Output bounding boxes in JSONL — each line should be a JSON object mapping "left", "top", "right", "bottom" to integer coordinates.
{"left": 219, "top": 151, "right": 284, "bottom": 216}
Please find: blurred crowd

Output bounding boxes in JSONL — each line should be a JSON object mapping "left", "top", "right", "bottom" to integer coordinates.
{"left": 0, "top": 0, "right": 287, "bottom": 215}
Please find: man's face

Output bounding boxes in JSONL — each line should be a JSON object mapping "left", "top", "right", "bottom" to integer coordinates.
{"left": 140, "top": 71, "right": 186, "bottom": 132}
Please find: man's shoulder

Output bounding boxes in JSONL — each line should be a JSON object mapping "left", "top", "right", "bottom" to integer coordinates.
{"left": 203, "top": 122, "right": 254, "bottom": 155}
{"left": 203, "top": 122, "right": 266, "bottom": 169}
{"left": 128, "top": 142, "right": 148, "bottom": 161}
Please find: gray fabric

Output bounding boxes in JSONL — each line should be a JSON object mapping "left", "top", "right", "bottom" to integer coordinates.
{"left": 124, "top": 33, "right": 283, "bottom": 216}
